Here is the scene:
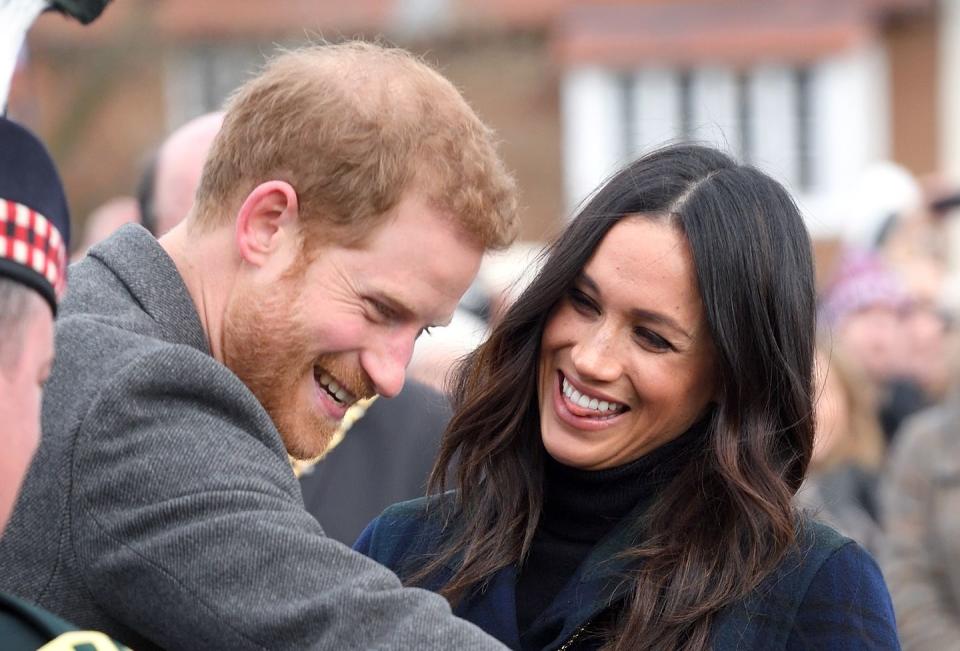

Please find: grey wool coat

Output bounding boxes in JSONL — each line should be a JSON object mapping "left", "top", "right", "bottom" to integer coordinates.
{"left": 0, "top": 225, "right": 505, "bottom": 651}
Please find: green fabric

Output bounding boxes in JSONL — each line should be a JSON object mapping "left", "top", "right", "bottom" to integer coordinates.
{"left": 0, "top": 591, "right": 76, "bottom": 648}
{"left": 0, "top": 592, "right": 128, "bottom": 650}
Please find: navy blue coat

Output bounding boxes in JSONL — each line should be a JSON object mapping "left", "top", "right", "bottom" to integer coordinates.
{"left": 357, "top": 495, "right": 900, "bottom": 650}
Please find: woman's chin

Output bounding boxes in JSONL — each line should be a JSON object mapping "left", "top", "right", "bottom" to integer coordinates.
{"left": 541, "top": 428, "right": 602, "bottom": 470}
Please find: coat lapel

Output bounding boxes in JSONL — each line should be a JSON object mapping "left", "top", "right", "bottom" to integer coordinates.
{"left": 85, "top": 224, "right": 209, "bottom": 354}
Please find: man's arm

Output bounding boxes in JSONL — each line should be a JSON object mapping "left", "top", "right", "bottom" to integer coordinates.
{"left": 70, "top": 345, "right": 503, "bottom": 650}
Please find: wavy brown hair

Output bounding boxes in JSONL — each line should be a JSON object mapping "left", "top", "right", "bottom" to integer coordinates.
{"left": 409, "top": 144, "right": 816, "bottom": 650}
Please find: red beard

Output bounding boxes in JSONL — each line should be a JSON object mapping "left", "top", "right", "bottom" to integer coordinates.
{"left": 222, "top": 274, "right": 373, "bottom": 460}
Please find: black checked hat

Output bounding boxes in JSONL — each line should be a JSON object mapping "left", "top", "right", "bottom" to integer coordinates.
{"left": 0, "top": 117, "right": 70, "bottom": 314}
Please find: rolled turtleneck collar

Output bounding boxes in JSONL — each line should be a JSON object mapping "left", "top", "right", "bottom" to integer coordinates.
{"left": 516, "top": 417, "right": 711, "bottom": 648}
{"left": 539, "top": 422, "right": 706, "bottom": 543}
{"left": 539, "top": 419, "right": 709, "bottom": 542}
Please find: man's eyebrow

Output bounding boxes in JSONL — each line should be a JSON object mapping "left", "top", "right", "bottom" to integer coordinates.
{"left": 578, "top": 271, "right": 693, "bottom": 341}
{"left": 371, "top": 290, "right": 453, "bottom": 328}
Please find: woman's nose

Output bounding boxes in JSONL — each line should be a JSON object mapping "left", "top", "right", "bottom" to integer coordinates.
{"left": 570, "top": 327, "right": 621, "bottom": 382}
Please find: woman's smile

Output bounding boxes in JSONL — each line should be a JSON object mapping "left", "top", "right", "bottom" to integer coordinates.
{"left": 552, "top": 370, "right": 629, "bottom": 431}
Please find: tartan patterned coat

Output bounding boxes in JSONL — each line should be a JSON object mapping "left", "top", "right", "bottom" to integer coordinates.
{"left": 357, "top": 494, "right": 900, "bottom": 650}
{"left": 881, "top": 405, "right": 960, "bottom": 651}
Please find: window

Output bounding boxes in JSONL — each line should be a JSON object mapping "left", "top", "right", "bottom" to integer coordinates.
{"left": 621, "top": 65, "right": 813, "bottom": 191}
{"left": 563, "top": 63, "right": 817, "bottom": 210}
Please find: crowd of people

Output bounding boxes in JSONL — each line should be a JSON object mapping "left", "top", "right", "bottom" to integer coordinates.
{"left": 810, "top": 180, "right": 960, "bottom": 651}
{"left": 3, "top": 3, "right": 960, "bottom": 651}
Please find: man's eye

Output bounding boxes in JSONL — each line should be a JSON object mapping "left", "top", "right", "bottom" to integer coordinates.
{"left": 370, "top": 299, "right": 397, "bottom": 321}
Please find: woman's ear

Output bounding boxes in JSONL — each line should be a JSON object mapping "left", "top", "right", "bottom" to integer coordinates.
{"left": 234, "top": 180, "right": 300, "bottom": 268}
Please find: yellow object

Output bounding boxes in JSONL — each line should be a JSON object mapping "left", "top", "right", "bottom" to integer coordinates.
{"left": 39, "top": 630, "right": 130, "bottom": 650}
{"left": 290, "top": 396, "right": 378, "bottom": 477}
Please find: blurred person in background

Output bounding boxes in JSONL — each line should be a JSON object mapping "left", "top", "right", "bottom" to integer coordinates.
{"left": 0, "top": 41, "right": 518, "bottom": 651}
{"left": 0, "top": 116, "right": 125, "bottom": 650}
{"left": 833, "top": 162, "right": 956, "bottom": 424}
{"left": 870, "top": 157, "right": 960, "bottom": 651}
{"left": 888, "top": 182, "right": 960, "bottom": 407}
{"left": 137, "top": 111, "right": 225, "bottom": 237}
{"left": 70, "top": 195, "right": 138, "bottom": 261}
{"left": 70, "top": 112, "right": 225, "bottom": 260}
{"left": 881, "top": 388, "right": 960, "bottom": 651}
{"left": 819, "top": 249, "right": 930, "bottom": 442}
{"left": 879, "top": 184, "right": 955, "bottom": 409}
{"left": 796, "top": 341, "right": 886, "bottom": 554}
{"left": 357, "top": 144, "right": 898, "bottom": 651}
{"left": 899, "top": 298, "right": 953, "bottom": 405}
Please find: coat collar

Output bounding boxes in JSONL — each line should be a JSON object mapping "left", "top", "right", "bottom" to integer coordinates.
{"left": 85, "top": 223, "right": 209, "bottom": 355}
{"left": 451, "top": 496, "right": 652, "bottom": 650}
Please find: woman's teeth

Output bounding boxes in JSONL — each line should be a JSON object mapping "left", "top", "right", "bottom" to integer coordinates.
{"left": 561, "top": 376, "right": 624, "bottom": 414}
{"left": 318, "top": 372, "right": 352, "bottom": 405}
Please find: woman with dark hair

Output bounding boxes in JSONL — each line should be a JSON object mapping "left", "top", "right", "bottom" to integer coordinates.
{"left": 355, "top": 144, "right": 899, "bottom": 650}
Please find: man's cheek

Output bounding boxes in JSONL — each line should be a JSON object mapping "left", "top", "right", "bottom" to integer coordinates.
{"left": 315, "top": 317, "right": 373, "bottom": 351}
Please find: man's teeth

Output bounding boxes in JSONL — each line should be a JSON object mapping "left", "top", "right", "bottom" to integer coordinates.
{"left": 318, "top": 373, "right": 352, "bottom": 404}
{"left": 561, "top": 377, "right": 623, "bottom": 414}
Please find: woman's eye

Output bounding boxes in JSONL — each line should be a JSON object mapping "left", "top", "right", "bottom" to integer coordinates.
{"left": 418, "top": 326, "right": 433, "bottom": 338}
{"left": 635, "top": 327, "right": 672, "bottom": 352}
{"left": 568, "top": 288, "right": 598, "bottom": 314}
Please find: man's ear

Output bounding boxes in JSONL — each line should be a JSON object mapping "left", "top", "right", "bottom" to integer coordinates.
{"left": 234, "top": 181, "right": 300, "bottom": 268}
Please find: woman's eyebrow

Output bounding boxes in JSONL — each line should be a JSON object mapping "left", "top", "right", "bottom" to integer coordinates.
{"left": 577, "top": 272, "right": 601, "bottom": 295}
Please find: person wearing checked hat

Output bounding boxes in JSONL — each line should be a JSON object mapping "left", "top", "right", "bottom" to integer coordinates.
{"left": 0, "top": 118, "right": 127, "bottom": 650}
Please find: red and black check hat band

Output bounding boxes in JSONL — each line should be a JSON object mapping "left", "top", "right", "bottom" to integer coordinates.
{"left": 0, "top": 197, "right": 67, "bottom": 312}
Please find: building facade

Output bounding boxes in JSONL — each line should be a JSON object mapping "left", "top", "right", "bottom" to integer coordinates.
{"left": 10, "top": 0, "right": 945, "bottom": 244}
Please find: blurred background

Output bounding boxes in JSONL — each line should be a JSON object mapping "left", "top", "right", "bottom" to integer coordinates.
{"left": 6, "top": 0, "right": 954, "bottom": 256}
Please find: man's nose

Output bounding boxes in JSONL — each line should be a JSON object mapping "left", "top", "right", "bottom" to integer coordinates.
{"left": 360, "top": 332, "right": 415, "bottom": 398}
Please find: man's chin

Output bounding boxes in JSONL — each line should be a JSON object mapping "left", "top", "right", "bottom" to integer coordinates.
{"left": 281, "top": 426, "right": 337, "bottom": 462}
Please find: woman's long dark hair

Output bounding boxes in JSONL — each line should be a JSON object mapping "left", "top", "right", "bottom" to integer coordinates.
{"left": 410, "top": 143, "right": 816, "bottom": 650}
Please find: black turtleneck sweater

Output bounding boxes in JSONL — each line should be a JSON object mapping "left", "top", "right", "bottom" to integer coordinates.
{"left": 515, "top": 425, "right": 704, "bottom": 649}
